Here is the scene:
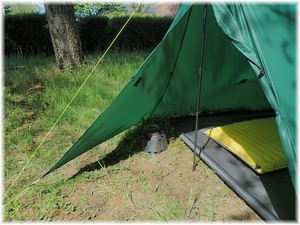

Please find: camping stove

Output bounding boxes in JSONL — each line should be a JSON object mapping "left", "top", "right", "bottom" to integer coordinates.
{"left": 142, "top": 124, "right": 168, "bottom": 154}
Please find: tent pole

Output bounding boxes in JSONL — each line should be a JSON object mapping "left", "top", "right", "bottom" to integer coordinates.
{"left": 193, "top": 4, "right": 208, "bottom": 171}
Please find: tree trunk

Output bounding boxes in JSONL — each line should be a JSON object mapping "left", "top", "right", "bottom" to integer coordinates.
{"left": 45, "top": 3, "right": 83, "bottom": 69}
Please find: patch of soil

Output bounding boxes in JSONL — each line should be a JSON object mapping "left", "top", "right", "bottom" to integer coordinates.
{"left": 50, "top": 139, "right": 265, "bottom": 222}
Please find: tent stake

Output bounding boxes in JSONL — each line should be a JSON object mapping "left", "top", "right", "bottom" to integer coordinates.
{"left": 193, "top": 4, "right": 208, "bottom": 171}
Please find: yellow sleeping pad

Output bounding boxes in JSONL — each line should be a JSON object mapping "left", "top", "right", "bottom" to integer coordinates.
{"left": 204, "top": 117, "right": 287, "bottom": 174}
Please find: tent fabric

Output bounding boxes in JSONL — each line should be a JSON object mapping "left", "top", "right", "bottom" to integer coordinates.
{"left": 212, "top": 3, "right": 297, "bottom": 190}
{"left": 43, "top": 3, "right": 296, "bottom": 193}
{"left": 204, "top": 117, "right": 287, "bottom": 174}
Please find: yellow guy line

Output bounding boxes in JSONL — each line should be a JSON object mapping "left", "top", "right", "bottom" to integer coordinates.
{"left": 3, "top": 4, "right": 140, "bottom": 208}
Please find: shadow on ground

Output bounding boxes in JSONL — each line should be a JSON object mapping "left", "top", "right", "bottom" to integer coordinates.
{"left": 68, "top": 118, "right": 177, "bottom": 180}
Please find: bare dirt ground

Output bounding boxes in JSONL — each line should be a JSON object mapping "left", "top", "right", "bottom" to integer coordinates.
{"left": 48, "top": 135, "right": 265, "bottom": 222}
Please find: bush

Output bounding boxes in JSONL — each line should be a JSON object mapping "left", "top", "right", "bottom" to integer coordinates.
{"left": 4, "top": 14, "right": 173, "bottom": 56}
{"left": 78, "top": 16, "right": 109, "bottom": 52}
{"left": 4, "top": 14, "right": 53, "bottom": 56}
{"left": 107, "top": 16, "right": 172, "bottom": 51}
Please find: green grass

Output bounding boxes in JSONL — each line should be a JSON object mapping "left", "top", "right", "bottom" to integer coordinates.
{"left": 3, "top": 50, "right": 151, "bottom": 220}
{"left": 5, "top": 50, "right": 204, "bottom": 222}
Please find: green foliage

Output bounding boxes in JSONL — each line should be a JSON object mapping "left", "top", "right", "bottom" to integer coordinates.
{"left": 4, "top": 14, "right": 53, "bottom": 56}
{"left": 4, "top": 13, "right": 173, "bottom": 55}
{"left": 74, "top": 2, "right": 128, "bottom": 18}
{"left": 3, "top": 3, "right": 36, "bottom": 15}
{"left": 129, "top": 2, "right": 156, "bottom": 16}
{"left": 4, "top": 5, "right": 12, "bottom": 14}
{"left": 78, "top": 16, "right": 109, "bottom": 52}
{"left": 107, "top": 16, "right": 172, "bottom": 50}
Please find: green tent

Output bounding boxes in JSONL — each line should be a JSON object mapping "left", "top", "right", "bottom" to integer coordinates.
{"left": 43, "top": 2, "right": 296, "bottom": 199}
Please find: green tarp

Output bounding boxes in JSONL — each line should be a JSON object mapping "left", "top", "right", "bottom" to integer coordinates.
{"left": 212, "top": 3, "right": 296, "bottom": 190}
{"left": 44, "top": 3, "right": 296, "bottom": 191}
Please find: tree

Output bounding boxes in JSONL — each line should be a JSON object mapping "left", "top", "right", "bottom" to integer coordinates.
{"left": 74, "top": 2, "right": 128, "bottom": 18}
{"left": 3, "top": 3, "right": 36, "bottom": 15}
{"left": 45, "top": 3, "right": 83, "bottom": 69}
{"left": 129, "top": 2, "right": 156, "bottom": 16}
{"left": 3, "top": 5, "right": 12, "bottom": 14}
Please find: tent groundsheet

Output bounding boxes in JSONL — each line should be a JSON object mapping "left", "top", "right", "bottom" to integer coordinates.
{"left": 204, "top": 117, "right": 287, "bottom": 174}
{"left": 170, "top": 110, "right": 296, "bottom": 221}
